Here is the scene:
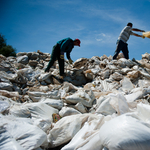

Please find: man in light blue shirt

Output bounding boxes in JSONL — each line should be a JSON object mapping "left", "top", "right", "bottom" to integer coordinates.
{"left": 113, "top": 22, "right": 145, "bottom": 59}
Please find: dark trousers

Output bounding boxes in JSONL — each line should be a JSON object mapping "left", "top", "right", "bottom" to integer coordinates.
{"left": 45, "top": 44, "right": 64, "bottom": 76}
{"left": 113, "top": 40, "right": 129, "bottom": 59}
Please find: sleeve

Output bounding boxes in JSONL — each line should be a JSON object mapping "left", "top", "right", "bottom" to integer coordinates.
{"left": 66, "top": 51, "right": 71, "bottom": 60}
{"left": 66, "top": 43, "right": 74, "bottom": 59}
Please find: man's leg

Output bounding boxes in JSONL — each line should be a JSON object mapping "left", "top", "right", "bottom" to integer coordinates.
{"left": 113, "top": 40, "right": 124, "bottom": 60}
{"left": 45, "top": 45, "right": 58, "bottom": 72}
{"left": 122, "top": 43, "right": 129, "bottom": 59}
{"left": 57, "top": 57, "right": 64, "bottom": 76}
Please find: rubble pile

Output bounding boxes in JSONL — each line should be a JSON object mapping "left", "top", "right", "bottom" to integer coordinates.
{"left": 1, "top": 50, "right": 150, "bottom": 150}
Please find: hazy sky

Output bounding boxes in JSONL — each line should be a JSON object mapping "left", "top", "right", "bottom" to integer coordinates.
{"left": 1, "top": 0, "right": 150, "bottom": 61}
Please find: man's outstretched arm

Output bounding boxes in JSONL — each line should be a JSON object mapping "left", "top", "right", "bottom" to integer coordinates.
{"left": 132, "top": 32, "right": 144, "bottom": 38}
{"left": 132, "top": 28, "right": 145, "bottom": 32}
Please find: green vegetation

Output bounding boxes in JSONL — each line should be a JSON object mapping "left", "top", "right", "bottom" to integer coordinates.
{"left": 0, "top": 34, "right": 16, "bottom": 57}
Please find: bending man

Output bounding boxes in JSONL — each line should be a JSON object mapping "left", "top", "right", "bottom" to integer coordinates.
{"left": 45, "top": 37, "right": 81, "bottom": 78}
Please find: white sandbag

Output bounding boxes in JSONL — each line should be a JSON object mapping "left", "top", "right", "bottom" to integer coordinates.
{"left": 61, "top": 82, "right": 78, "bottom": 92}
{"left": 39, "top": 86, "right": 49, "bottom": 92}
{"left": 96, "top": 95, "right": 116, "bottom": 115}
{"left": 0, "top": 95, "right": 17, "bottom": 106}
{"left": 40, "top": 97, "right": 63, "bottom": 110}
{"left": 37, "top": 73, "right": 51, "bottom": 81}
{"left": 98, "top": 80, "right": 119, "bottom": 92}
{"left": 33, "top": 118, "right": 52, "bottom": 132}
{"left": 9, "top": 103, "right": 31, "bottom": 118}
{"left": 0, "top": 100, "right": 9, "bottom": 113}
{"left": 65, "top": 90, "right": 95, "bottom": 107}
{"left": 47, "top": 113, "right": 99, "bottom": 148}
{"left": 83, "top": 83, "right": 95, "bottom": 90}
{"left": 75, "top": 102, "right": 87, "bottom": 113}
{"left": 62, "top": 115, "right": 106, "bottom": 150}
{"left": 91, "top": 68, "right": 101, "bottom": 74}
{"left": 77, "top": 132, "right": 102, "bottom": 150}
{"left": 138, "top": 79, "right": 150, "bottom": 88}
{"left": 121, "top": 77, "right": 134, "bottom": 92}
{"left": 74, "top": 115, "right": 113, "bottom": 150}
{"left": 119, "top": 58, "right": 135, "bottom": 67}
{"left": 101, "top": 70, "right": 110, "bottom": 79}
{"left": 127, "top": 70, "right": 139, "bottom": 78}
{"left": 125, "top": 87, "right": 147, "bottom": 102}
{"left": 0, "top": 82, "right": 13, "bottom": 91}
{"left": 0, "top": 71, "right": 17, "bottom": 81}
{"left": 110, "top": 72, "right": 123, "bottom": 81}
{"left": 109, "top": 93, "right": 129, "bottom": 115}
{"left": 0, "top": 125, "right": 25, "bottom": 150}
{"left": 17, "top": 55, "right": 28, "bottom": 64}
{"left": 25, "top": 102, "right": 58, "bottom": 121}
{"left": 121, "top": 67, "right": 132, "bottom": 74}
{"left": 136, "top": 103, "right": 150, "bottom": 124}
{"left": 0, "top": 90, "right": 20, "bottom": 98}
{"left": 0, "top": 115, "right": 47, "bottom": 150}
{"left": 139, "top": 70, "right": 150, "bottom": 79}
{"left": 99, "top": 114, "right": 150, "bottom": 150}
{"left": 59, "top": 107, "right": 81, "bottom": 117}
{"left": 28, "top": 90, "right": 60, "bottom": 100}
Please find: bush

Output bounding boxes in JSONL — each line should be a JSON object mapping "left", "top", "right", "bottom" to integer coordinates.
{"left": 0, "top": 34, "right": 16, "bottom": 57}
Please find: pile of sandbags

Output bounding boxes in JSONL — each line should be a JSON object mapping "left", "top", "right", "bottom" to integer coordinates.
{"left": 1, "top": 51, "right": 150, "bottom": 150}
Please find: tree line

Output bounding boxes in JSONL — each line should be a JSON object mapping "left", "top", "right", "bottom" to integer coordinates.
{"left": 0, "top": 33, "right": 16, "bottom": 57}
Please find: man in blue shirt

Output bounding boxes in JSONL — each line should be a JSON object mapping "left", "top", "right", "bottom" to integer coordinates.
{"left": 113, "top": 22, "right": 145, "bottom": 60}
{"left": 45, "top": 38, "right": 81, "bottom": 78}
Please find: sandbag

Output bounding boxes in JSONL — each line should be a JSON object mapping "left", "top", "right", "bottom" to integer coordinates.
{"left": 59, "top": 106, "right": 81, "bottom": 117}
{"left": 65, "top": 90, "right": 95, "bottom": 107}
{"left": 0, "top": 115, "right": 47, "bottom": 150}
{"left": 99, "top": 114, "right": 150, "bottom": 150}
{"left": 9, "top": 103, "right": 31, "bottom": 118}
{"left": 40, "top": 97, "right": 63, "bottom": 110}
{"left": 0, "top": 100, "right": 9, "bottom": 113}
{"left": 25, "top": 102, "right": 58, "bottom": 121}
{"left": 62, "top": 115, "right": 108, "bottom": 150}
{"left": 136, "top": 103, "right": 150, "bottom": 124}
{"left": 47, "top": 113, "right": 100, "bottom": 148}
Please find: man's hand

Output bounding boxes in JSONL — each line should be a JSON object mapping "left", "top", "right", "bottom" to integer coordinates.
{"left": 60, "top": 55, "right": 64, "bottom": 59}
{"left": 69, "top": 58, "right": 73, "bottom": 64}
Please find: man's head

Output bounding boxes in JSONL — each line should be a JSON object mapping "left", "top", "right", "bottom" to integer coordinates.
{"left": 127, "top": 22, "right": 133, "bottom": 27}
{"left": 74, "top": 39, "right": 81, "bottom": 47}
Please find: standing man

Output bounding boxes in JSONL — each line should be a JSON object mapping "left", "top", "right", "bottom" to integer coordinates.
{"left": 113, "top": 22, "right": 145, "bottom": 60}
{"left": 45, "top": 37, "right": 81, "bottom": 79}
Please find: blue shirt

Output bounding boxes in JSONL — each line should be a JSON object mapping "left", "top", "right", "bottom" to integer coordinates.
{"left": 57, "top": 37, "right": 74, "bottom": 59}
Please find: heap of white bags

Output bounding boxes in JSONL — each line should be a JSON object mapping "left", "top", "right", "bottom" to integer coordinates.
{"left": 1, "top": 51, "right": 150, "bottom": 150}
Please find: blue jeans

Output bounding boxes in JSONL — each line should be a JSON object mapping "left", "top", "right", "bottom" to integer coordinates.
{"left": 113, "top": 40, "right": 129, "bottom": 59}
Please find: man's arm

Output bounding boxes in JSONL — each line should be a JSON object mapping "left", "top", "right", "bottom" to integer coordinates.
{"left": 132, "top": 28, "right": 145, "bottom": 32}
{"left": 132, "top": 33, "right": 143, "bottom": 37}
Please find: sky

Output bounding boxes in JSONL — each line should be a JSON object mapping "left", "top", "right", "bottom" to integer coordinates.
{"left": 0, "top": 0, "right": 150, "bottom": 61}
